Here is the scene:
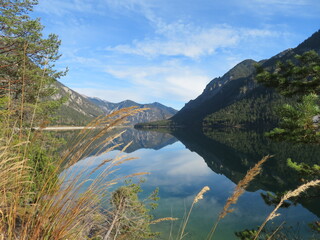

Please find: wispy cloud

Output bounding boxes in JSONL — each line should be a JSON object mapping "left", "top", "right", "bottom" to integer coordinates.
{"left": 36, "top": 0, "right": 153, "bottom": 16}
{"left": 34, "top": 0, "right": 318, "bottom": 109}
{"left": 106, "top": 17, "right": 283, "bottom": 59}
{"left": 103, "top": 0, "right": 154, "bottom": 10}
{"left": 104, "top": 60, "right": 211, "bottom": 102}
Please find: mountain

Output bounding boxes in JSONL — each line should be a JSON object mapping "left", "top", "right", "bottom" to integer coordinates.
{"left": 87, "top": 97, "right": 178, "bottom": 125}
{"left": 51, "top": 81, "right": 105, "bottom": 125}
{"left": 50, "top": 82, "right": 177, "bottom": 126}
{"left": 169, "top": 30, "right": 320, "bottom": 129}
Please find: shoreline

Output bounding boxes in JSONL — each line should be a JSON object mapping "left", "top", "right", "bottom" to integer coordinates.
{"left": 34, "top": 125, "right": 130, "bottom": 131}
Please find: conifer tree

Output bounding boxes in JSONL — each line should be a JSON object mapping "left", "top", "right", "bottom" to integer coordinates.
{"left": 256, "top": 50, "right": 320, "bottom": 177}
{"left": 0, "top": 0, "right": 66, "bottom": 196}
{"left": 256, "top": 50, "right": 320, "bottom": 143}
{"left": 0, "top": 0, "right": 66, "bottom": 128}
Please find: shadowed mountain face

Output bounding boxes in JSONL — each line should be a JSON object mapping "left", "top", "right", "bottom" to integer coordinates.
{"left": 168, "top": 128, "right": 320, "bottom": 217}
{"left": 171, "top": 30, "right": 320, "bottom": 128}
{"left": 172, "top": 59, "right": 258, "bottom": 126}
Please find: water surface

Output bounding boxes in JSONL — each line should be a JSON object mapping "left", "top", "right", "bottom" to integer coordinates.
{"left": 64, "top": 128, "right": 320, "bottom": 239}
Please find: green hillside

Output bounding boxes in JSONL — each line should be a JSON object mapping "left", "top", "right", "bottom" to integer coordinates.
{"left": 168, "top": 30, "right": 320, "bottom": 130}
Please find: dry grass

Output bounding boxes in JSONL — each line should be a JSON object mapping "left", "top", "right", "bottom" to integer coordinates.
{"left": 207, "top": 155, "right": 271, "bottom": 240}
{"left": 150, "top": 217, "right": 179, "bottom": 225}
{"left": 0, "top": 106, "right": 151, "bottom": 239}
{"left": 253, "top": 179, "right": 320, "bottom": 240}
{"left": 179, "top": 186, "right": 210, "bottom": 240}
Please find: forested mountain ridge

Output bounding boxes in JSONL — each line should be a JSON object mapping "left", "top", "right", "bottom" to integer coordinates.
{"left": 169, "top": 30, "right": 320, "bottom": 129}
{"left": 182, "top": 59, "right": 257, "bottom": 111}
{"left": 171, "top": 59, "right": 259, "bottom": 127}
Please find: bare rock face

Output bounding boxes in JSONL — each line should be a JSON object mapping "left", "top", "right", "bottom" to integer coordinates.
{"left": 87, "top": 97, "right": 178, "bottom": 125}
{"left": 50, "top": 81, "right": 105, "bottom": 125}
{"left": 51, "top": 80, "right": 177, "bottom": 126}
{"left": 313, "top": 115, "right": 320, "bottom": 129}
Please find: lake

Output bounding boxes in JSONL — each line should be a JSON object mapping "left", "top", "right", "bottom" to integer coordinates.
{"left": 62, "top": 127, "right": 320, "bottom": 239}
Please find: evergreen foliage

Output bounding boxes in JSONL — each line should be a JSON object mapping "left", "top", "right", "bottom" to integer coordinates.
{"left": 203, "top": 89, "right": 286, "bottom": 128}
{"left": 235, "top": 228, "right": 259, "bottom": 240}
{"left": 0, "top": 0, "right": 66, "bottom": 128}
{"left": 0, "top": 0, "right": 66, "bottom": 199}
{"left": 256, "top": 51, "right": 320, "bottom": 143}
{"left": 108, "top": 180, "right": 159, "bottom": 239}
{"left": 260, "top": 192, "right": 292, "bottom": 208}
{"left": 256, "top": 50, "right": 320, "bottom": 97}
{"left": 287, "top": 158, "right": 320, "bottom": 177}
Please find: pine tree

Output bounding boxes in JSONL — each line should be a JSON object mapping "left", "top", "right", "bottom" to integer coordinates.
{"left": 256, "top": 50, "right": 320, "bottom": 180}
{"left": 0, "top": 0, "right": 66, "bottom": 129}
{"left": 256, "top": 50, "right": 320, "bottom": 143}
{"left": 0, "top": 0, "right": 66, "bottom": 198}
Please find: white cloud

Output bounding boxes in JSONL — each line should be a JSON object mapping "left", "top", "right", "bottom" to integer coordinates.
{"left": 106, "top": 18, "right": 282, "bottom": 59}
{"left": 104, "top": 60, "right": 211, "bottom": 102}
{"left": 103, "top": 0, "right": 154, "bottom": 10}
{"left": 108, "top": 28, "right": 238, "bottom": 58}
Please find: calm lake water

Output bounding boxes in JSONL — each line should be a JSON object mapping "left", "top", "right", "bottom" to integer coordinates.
{"left": 63, "top": 128, "right": 320, "bottom": 239}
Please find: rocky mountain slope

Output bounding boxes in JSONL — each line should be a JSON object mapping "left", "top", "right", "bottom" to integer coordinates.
{"left": 52, "top": 81, "right": 105, "bottom": 125}
{"left": 170, "top": 30, "right": 320, "bottom": 129}
{"left": 88, "top": 97, "right": 177, "bottom": 125}
{"left": 51, "top": 82, "right": 177, "bottom": 126}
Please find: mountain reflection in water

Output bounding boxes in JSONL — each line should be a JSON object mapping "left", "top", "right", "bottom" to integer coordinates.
{"left": 171, "top": 128, "right": 320, "bottom": 217}
{"left": 62, "top": 127, "right": 319, "bottom": 239}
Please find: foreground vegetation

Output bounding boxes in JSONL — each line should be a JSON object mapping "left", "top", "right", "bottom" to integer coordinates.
{"left": 0, "top": 1, "right": 161, "bottom": 239}
{"left": 1, "top": 0, "right": 319, "bottom": 239}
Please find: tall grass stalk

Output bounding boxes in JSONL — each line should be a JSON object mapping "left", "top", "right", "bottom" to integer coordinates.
{"left": 179, "top": 186, "right": 210, "bottom": 239}
{"left": 207, "top": 155, "right": 271, "bottom": 240}
{"left": 253, "top": 179, "right": 320, "bottom": 240}
{"left": 0, "top": 104, "right": 151, "bottom": 239}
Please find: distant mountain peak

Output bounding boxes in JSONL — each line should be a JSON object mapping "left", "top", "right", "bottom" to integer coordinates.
{"left": 86, "top": 97, "right": 177, "bottom": 124}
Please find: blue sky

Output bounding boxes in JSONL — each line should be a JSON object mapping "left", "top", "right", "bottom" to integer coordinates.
{"left": 33, "top": 0, "right": 320, "bottom": 110}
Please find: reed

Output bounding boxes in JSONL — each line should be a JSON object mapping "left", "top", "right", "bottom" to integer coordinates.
{"left": 0, "top": 105, "right": 153, "bottom": 239}
{"left": 253, "top": 179, "right": 320, "bottom": 240}
{"left": 179, "top": 186, "right": 210, "bottom": 239}
{"left": 207, "top": 155, "right": 271, "bottom": 240}
{"left": 150, "top": 217, "right": 179, "bottom": 224}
